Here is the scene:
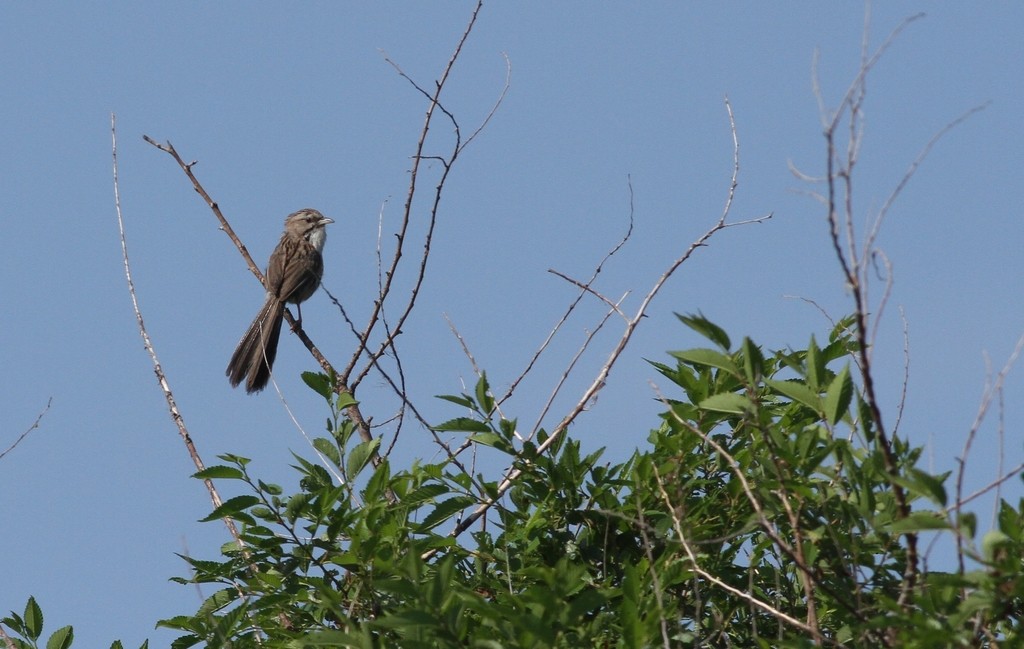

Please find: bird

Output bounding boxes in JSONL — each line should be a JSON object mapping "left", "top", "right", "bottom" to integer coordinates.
{"left": 226, "top": 208, "right": 334, "bottom": 393}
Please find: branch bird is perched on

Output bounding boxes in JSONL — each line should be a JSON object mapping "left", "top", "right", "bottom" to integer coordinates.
{"left": 226, "top": 208, "right": 334, "bottom": 393}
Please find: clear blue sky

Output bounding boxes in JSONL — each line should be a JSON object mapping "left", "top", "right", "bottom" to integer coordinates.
{"left": 2, "top": 3, "right": 1022, "bottom": 646}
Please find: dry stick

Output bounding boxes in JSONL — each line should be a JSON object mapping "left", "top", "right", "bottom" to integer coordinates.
{"left": 654, "top": 381, "right": 865, "bottom": 626}
{"left": 139, "top": 138, "right": 379, "bottom": 455}
{"left": 891, "top": 306, "right": 911, "bottom": 438}
{"left": 498, "top": 177, "right": 636, "bottom": 408}
{"left": 954, "top": 332, "right": 1024, "bottom": 575}
{"left": 817, "top": 16, "right": 925, "bottom": 608}
{"left": 633, "top": 493, "right": 673, "bottom": 649}
{"left": 0, "top": 397, "right": 51, "bottom": 461}
{"left": 547, "top": 269, "right": 629, "bottom": 319}
{"left": 821, "top": 32, "right": 988, "bottom": 610}
{"left": 649, "top": 465, "right": 840, "bottom": 647}
{"left": 527, "top": 290, "right": 629, "bottom": 439}
{"left": 346, "top": 0, "right": 486, "bottom": 390}
{"left": 114, "top": 117, "right": 266, "bottom": 641}
{"left": 117, "top": 121, "right": 233, "bottom": 533}
{"left": 445, "top": 98, "right": 772, "bottom": 543}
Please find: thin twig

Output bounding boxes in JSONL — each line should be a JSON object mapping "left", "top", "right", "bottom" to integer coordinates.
{"left": 447, "top": 98, "right": 770, "bottom": 541}
{"left": 954, "top": 332, "right": 1024, "bottom": 572}
{"left": 116, "top": 116, "right": 266, "bottom": 640}
{"left": 650, "top": 465, "right": 841, "bottom": 647}
{"left": 547, "top": 269, "right": 629, "bottom": 319}
{"left": 0, "top": 398, "right": 51, "bottom": 461}
{"left": 348, "top": 0, "right": 485, "bottom": 390}
{"left": 498, "top": 176, "right": 636, "bottom": 407}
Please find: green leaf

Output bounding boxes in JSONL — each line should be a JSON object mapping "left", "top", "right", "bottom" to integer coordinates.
{"left": 46, "top": 625, "right": 73, "bottom": 649}
{"left": 765, "top": 378, "right": 820, "bottom": 411}
{"left": 346, "top": 438, "right": 381, "bottom": 478}
{"left": 982, "top": 530, "right": 1012, "bottom": 561}
{"left": 199, "top": 495, "right": 260, "bottom": 523}
{"left": 312, "top": 437, "right": 341, "bottom": 467}
{"left": 432, "top": 417, "right": 492, "bottom": 433}
{"left": 336, "top": 391, "right": 358, "bottom": 410}
{"left": 823, "top": 364, "right": 853, "bottom": 425}
{"left": 469, "top": 432, "right": 513, "bottom": 454}
{"left": 670, "top": 348, "right": 738, "bottom": 375}
{"left": 740, "top": 337, "right": 764, "bottom": 383}
{"left": 858, "top": 395, "right": 875, "bottom": 442}
{"left": 301, "top": 371, "right": 332, "bottom": 399}
{"left": 24, "top": 596, "right": 43, "bottom": 640}
{"left": 475, "top": 373, "right": 494, "bottom": 415}
{"left": 192, "top": 465, "right": 245, "bottom": 480}
{"left": 677, "top": 312, "right": 731, "bottom": 350}
{"left": 403, "top": 483, "right": 449, "bottom": 505}
{"left": 217, "top": 453, "right": 251, "bottom": 467}
{"left": 893, "top": 468, "right": 948, "bottom": 507}
{"left": 958, "top": 511, "right": 977, "bottom": 539}
{"left": 698, "top": 392, "right": 753, "bottom": 414}
{"left": 435, "top": 393, "right": 476, "bottom": 409}
{"left": 885, "top": 510, "right": 950, "bottom": 533}
{"left": 806, "top": 334, "right": 826, "bottom": 391}
{"left": 417, "top": 496, "right": 476, "bottom": 532}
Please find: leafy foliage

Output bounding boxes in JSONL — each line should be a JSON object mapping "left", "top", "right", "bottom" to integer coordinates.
{"left": 143, "top": 317, "right": 1024, "bottom": 647}
{"left": 6, "top": 319, "right": 1022, "bottom": 648}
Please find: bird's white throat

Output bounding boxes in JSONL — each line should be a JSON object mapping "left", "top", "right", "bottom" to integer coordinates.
{"left": 308, "top": 227, "right": 327, "bottom": 253}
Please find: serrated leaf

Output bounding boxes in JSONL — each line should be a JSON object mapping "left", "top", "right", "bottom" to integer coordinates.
{"left": 740, "top": 337, "right": 764, "bottom": 383}
{"left": 474, "top": 374, "right": 494, "bottom": 415}
{"left": 46, "top": 625, "right": 73, "bottom": 649}
{"left": 435, "top": 394, "right": 476, "bottom": 409}
{"left": 432, "top": 417, "right": 491, "bottom": 433}
{"left": 469, "top": 432, "right": 513, "bottom": 453}
{"left": 417, "top": 496, "right": 476, "bottom": 532}
{"left": 676, "top": 312, "right": 731, "bottom": 350}
{"left": 403, "top": 483, "right": 449, "bottom": 505}
{"left": 958, "top": 512, "right": 977, "bottom": 539}
{"left": 698, "top": 392, "right": 753, "bottom": 415}
{"left": 670, "top": 348, "right": 738, "bottom": 375}
{"left": 199, "top": 495, "right": 260, "bottom": 523}
{"left": 885, "top": 511, "right": 950, "bottom": 533}
{"left": 169, "top": 633, "right": 202, "bottom": 649}
{"left": 347, "top": 439, "right": 381, "bottom": 478}
{"left": 823, "top": 365, "right": 853, "bottom": 425}
{"left": 301, "top": 371, "right": 333, "bottom": 399}
{"left": 24, "top": 596, "right": 43, "bottom": 640}
{"left": 765, "top": 378, "right": 821, "bottom": 411}
{"left": 312, "top": 437, "right": 341, "bottom": 467}
{"left": 893, "top": 468, "right": 948, "bottom": 507}
{"left": 192, "top": 465, "right": 245, "bottom": 480}
{"left": 806, "top": 335, "right": 824, "bottom": 391}
{"left": 336, "top": 391, "right": 358, "bottom": 410}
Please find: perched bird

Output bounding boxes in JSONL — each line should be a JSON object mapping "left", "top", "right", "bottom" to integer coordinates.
{"left": 226, "top": 208, "right": 333, "bottom": 393}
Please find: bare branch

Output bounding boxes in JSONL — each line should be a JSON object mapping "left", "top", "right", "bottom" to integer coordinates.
{"left": 0, "top": 397, "right": 51, "bottom": 461}
{"left": 650, "top": 465, "right": 841, "bottom": 647}
{"left": 547, "top": 269, "right": 629, "bottom": 320}
{"left": 498, "top": 176, "right": 636, "bottom": 407}
{"left": 348, "top": 0, "right": 487, "bottom": 391}
{"left": 448, "top": 97, "right": 770, "bottom": 541}
{"left": 461, "top": 51, "right": 512, "bottom": 153}
{"left": 864, "top": 102, "right": 989, "bottom": 256}
{"left": 955, "top": 331, "right": 1024, "bottom": 570}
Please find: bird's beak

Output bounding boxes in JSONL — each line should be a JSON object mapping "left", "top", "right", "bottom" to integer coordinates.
{"left": 320, "top": 217, "right": 335, "bottom": 225}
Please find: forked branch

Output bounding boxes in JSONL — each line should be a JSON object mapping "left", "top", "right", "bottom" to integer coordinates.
{"left": 446, "top": 97, "right": 771, "bottom": 541}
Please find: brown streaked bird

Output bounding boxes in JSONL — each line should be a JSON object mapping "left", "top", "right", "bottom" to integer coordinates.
{"left": 226, "top": 208, "right": 334, "bottom": 393}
